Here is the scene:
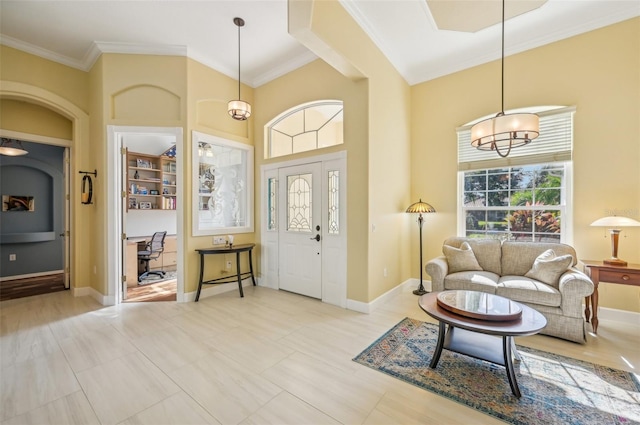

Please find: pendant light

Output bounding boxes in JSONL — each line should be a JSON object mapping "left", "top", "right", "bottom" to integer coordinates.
{"left": 228, "top": 17, "right": 251, "bottom": 121}
{"left": 0, "top": 138, "right": 28, "bottom": 156}
{"left": 470, "top": 0, "right": 539, "bottom": 157}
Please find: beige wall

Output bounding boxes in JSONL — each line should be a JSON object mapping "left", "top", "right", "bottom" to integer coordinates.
{"left": 1, "top": 45, "right": 93, "bottom": 291}
{"left": 1, "top": 15, "right": 638, "bottom": 312}
{"left": 413, "top": 17, "right": 640, "bottom": 312}
{"left": 185, "top": 58, "right": 255, "bottom": 294}
{"left": 289, "top": 0, "right": 413, "bottom": 302}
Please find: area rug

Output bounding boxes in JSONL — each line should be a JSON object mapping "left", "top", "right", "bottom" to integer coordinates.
{"left": 353, "top": 317, "right": 640, "bottom": 425}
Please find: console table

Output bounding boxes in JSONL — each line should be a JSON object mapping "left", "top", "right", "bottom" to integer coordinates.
{"left": 582, "top": 261, "right": 640, "bottom": 333}
{"left": 195, "top": 243, "right": 256, "bottom": 301}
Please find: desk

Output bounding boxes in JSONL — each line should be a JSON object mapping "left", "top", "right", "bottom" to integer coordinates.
{"left": 582, "top": 261, "right": 640, "bottom": 333}
{"left": 195, "top": 243, "right": 256, "bottom": 301}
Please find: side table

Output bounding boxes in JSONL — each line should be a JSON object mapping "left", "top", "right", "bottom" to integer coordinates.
{"left": 582, "top": 261, "right": 640, "bottom": 333}
{"left": 195, "top": 243, "right": 256, "bottom": 301}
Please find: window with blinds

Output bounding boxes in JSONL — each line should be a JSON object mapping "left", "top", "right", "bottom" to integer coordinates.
{"left": 457, "top": 106, "right": 575, "bottom": 243}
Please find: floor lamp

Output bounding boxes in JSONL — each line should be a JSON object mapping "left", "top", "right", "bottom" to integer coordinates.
{"left": 406, "top": 199, "right": 436, "bottom": 295}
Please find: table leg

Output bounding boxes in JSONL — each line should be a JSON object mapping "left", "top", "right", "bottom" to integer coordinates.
{"left": 584, "top": 296, "right": 591, "bottom": 324}
{"left": 236, "top": 252, "right": 244, "bottom": 297}
{"left": 503, "top": 336, "right": 521, "bottom": 398}
{"left": 591, "top": 287, "right": 599, "bottom": 334}
{"left": 430, "top": 321, "right": 446, "bottom": 369}
{"left": 195, "top": 253, "right": 204, "bottom": 302}
{"left": 248, "top": 249, "right": 256, "bottom": 286}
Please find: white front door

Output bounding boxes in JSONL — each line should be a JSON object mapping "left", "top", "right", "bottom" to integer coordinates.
{"left": 278, "top": 163, "right": 322, "bottom": 298}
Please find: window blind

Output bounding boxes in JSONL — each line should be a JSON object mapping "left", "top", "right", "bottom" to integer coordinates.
{"left": 457, "top": 106, "right": 575, "bottom": 171}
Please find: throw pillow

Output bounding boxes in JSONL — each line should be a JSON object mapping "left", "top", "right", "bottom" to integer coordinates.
{"left": 443, "top": 242, "right": 483, "bottom": 273}
{"left": 525, "top": 249, "right": 573, "bottom": 287}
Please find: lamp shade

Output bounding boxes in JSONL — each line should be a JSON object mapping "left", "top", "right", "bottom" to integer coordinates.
{"left": 228, "top": 100, "right": 252, "bottom": 121}
{"left": 470, "top": 112, "right": 540, "bottom": 151}
{"left": 406, "top": 199, "right": 436, "bottom": 214}
{"left": 0, "top": 138, "right": 28, "bottom": 156}
{"left": 590, "top": 216, "right": 640, "bottom": 228}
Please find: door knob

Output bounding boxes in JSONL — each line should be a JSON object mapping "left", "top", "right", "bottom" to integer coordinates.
{"left": 310, "top": 234, "right": 321, "bottom": 241}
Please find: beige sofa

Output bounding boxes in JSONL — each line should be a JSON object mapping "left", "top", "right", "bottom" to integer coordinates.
{"left": 425, "top": 237, "right": 594, "bottom": 343}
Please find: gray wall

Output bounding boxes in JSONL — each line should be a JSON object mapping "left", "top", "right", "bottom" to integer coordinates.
{"left": 0, "top": 141, "right": 65, "bottom": 277}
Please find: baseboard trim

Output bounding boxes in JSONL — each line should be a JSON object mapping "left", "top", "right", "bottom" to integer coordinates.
{"left": 347, "top": 279, "right": 432, "bottom": 314}
{"left": 0, "top": 270, "right": 65, "bottom": 282}
{"left": 598, "top": 306, "right": 640, "bottom": 325}
{"left": 73, "top": 285, "right": 116, "bottom": 306}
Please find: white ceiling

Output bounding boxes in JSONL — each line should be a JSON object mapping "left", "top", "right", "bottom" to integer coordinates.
{"left": 1, "top": 1, "right": 638, "bottom": 87}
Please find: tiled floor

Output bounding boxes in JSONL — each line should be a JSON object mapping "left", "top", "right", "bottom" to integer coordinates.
{"left": 1, "top": 286, "right": 638, "bottom": 424}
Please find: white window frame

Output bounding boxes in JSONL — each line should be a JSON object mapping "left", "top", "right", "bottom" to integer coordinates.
{"left": 457, "top": 162, "right": 573, "bottom": 244}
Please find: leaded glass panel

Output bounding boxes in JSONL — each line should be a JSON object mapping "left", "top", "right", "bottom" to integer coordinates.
{"left": 268, "top": 177, "right": 277, "bottom": 230}
{"left": 328, "top": 170, "right": 339, "bottom": 234}
{"left": 287, "top": 174, "right": 312, "bottom": 232}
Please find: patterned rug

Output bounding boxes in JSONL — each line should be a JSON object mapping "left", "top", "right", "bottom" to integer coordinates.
{"left": 353, "top": 317, "right": 640, "bottom": 425}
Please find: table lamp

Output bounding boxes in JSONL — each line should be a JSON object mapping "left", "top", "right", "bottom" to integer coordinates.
{"left": 590, "top": 215, "right": 640, "bottom": 266}
{"left": 406, "top": 199, "right": 436, "bottom": 295}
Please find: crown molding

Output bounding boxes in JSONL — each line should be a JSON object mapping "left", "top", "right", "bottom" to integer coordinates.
{"left": 0, "top": 34, "right": 87, "bottom": 70}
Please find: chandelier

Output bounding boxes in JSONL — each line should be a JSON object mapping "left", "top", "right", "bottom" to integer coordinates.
{"left": 470, "top": 0, "right": 539, "bottom": 157}
{"left": 228, "top": 17, "right": 251, "bottom": 121}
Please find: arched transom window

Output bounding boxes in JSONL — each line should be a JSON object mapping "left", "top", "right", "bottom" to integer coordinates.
{"left": 265, "top": 100, "right": 343, "bottom": 159}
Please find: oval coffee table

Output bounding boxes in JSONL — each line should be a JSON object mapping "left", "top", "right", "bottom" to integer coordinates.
{"left": 419, "top": 290, "right": 547, "bottom": 398}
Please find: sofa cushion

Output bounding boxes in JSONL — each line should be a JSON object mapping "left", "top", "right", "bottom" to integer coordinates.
{"left": 444, "top": 271, "right": 499, "bottom": 294}
{"left": 525, "top": 249, "right": 573, "bottom": 288}
{"left": 501, "top": 241, "right": 576, "bottom": 276}
{"left": 497, "top": 276, "right": 561, "bottom": 307}
{"left": 443, "top": 242, "right": 483, "bottom": 273}
{"left": 444, "top": 237, "right": 502, "bottom": 275}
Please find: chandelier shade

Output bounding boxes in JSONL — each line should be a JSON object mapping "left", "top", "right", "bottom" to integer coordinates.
{"left": 228, "top": 17, "right": 251, "bottom": 121}
{"left": 228, "top": 99, "right": 252, "bottom": 121}
{"left": 470, "top": 112, "right": 539, "bottom": 156}
{"left": 469, "top": 0, "right": 539, "bottom": 158}
{"left": 0, "top": 138, "right": 29, "bottom": 156}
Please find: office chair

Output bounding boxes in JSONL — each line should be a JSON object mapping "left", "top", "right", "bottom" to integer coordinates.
{"left": 137, "top": 231, "right": 167, "bottom": 283}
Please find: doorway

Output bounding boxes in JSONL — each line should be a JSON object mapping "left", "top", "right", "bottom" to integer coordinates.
{"left": 107, "top": 126, "right": 184, "bottom": 305}
{"left": 0, "top": 137, "right": 70, "bottom": 301}
{"left": 261, "top": 151, "right": 347, "bottom": 307}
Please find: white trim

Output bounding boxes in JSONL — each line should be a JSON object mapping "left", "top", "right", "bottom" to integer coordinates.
{"left": 346, "top": 279, "right": 426, "bottom": 314}
{"left": 598, "top": 306, "right": 640, "bottom": 326}
{"left": 107, "top": 126, "right": 184, "bottom": 305}
{"left": 191, "top": 131, "right": 254, "bottom": 236}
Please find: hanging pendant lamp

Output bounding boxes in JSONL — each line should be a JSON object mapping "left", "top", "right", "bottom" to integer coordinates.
{"left": 228, "top": 17, "right": 251, "bottom": 121}
{"left": 470, "top": 0, "right": 539, "bottom": 158}
{"left": 0, "top": 138, "right": 29, "bottom": 156}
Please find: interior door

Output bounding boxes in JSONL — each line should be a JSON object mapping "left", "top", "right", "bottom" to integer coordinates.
{"left": 278, "top": 163, "right": 322, "bottom": 298}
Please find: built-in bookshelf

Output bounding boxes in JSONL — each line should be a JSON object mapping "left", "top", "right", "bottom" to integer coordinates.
{"left": 127, "top": 150, "right": 176, "bottom": 210}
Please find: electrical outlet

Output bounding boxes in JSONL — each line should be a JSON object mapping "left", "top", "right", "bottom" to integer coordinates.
{"left": 213, "top": 236, "right": 225, "bottom": 245}
{"left": 226, "top": 260, "right": 232, "bottom": 269}
{"left": 383, "top": 267, "right": 388, "bottom": 277}
{"left": 9, "top": 254, "right": 16, "bottom": 261}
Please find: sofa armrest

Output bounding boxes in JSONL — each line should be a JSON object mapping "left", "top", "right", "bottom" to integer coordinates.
{"left": 426, "top": 256, "right": 448, "bottom": 292}
{"left": 558, "top": 268, "right": 595, "bottom": 317}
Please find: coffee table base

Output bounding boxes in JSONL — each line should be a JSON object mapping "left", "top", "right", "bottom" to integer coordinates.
{"left": 430, "top": 322, "right": 522, "bottom": 398}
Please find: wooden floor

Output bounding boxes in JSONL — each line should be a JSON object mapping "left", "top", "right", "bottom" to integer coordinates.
{"left": 125, "top": 280, "right": 177, "bottom": 302}
{"left": 0, "top": 273, "right": 66, "bottom": 301}
{"left": 0, "top": 286, "right": 638, "bottom": 424}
